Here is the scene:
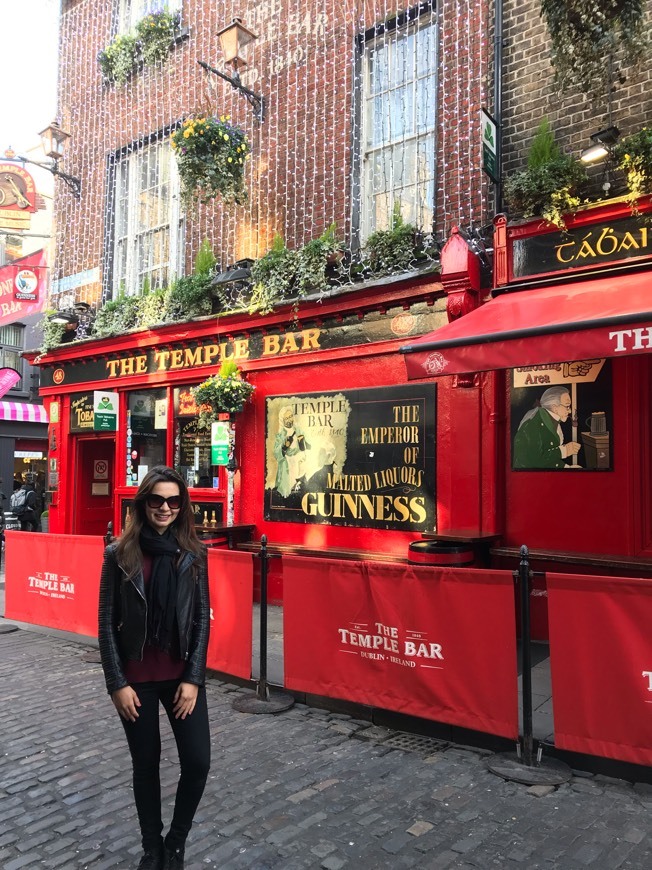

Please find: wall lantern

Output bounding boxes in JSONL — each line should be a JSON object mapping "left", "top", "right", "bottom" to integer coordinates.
{"left": 580, "top": 126, "right": 620, "bottom": 165}
{"left": 197, "top": 18, "right": 265, "bottom": 122}
{"left": 39, "top": 121, "right": 72, "bottom": 161}
{"left": 4, "top": 121, "right": 81, "bottom": 198}
{"left": 48, "top": 302, "right": 94, "bottom": 342}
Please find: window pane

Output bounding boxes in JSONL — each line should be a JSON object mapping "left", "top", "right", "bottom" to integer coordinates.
{"left": 173, "top": 387, "right": 221, "bottom": 489}
{"left": 127, "top": 389, "right": 167, "bottom": 485}
{"left": 390, "top": 86, "right": 414, "bottom": 140}
{"left": 369, "top": 44, "right": 388, "bottom": 95}
{"left": 416, "top": 76, "right": 436, "bottom": 132}
{"left": 393, "top": 140, "right": 416, "bottom": 188}
{"left": 416, "top": 24, "right": 436, "bottom": 76}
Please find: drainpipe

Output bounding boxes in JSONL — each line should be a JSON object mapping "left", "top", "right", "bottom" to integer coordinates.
{"left": 494, "top": 0, "right": 503, "bottom": 214}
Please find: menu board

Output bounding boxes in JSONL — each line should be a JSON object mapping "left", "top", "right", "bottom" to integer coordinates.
{"left": 179, "top": 417, "right": 211, "bottom": 469}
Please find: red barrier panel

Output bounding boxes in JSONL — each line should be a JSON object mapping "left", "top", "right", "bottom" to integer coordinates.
{"left": 548, "top": 572, "right": 652, "bottom": 766}
{"left": 4, "top": 531, "right": 105, "bottom": 636}
{"left": 283, "top": 557, "right": 519, "bottom": 738}
{"left": 206, "top": 549, "right": 253, "bottom": 680}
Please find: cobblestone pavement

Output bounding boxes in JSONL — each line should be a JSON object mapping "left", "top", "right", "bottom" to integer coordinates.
{"left": 1, "top": 627, "right": 652, "bottom": 870}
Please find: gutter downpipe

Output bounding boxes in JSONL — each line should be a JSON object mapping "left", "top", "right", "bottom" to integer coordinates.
{"left": 494, "top": 0, "right": 503, "bottom": 215}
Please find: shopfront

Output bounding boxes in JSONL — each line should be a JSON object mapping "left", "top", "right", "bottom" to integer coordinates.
{"left": 401, "top": 198, "right": 652, "bottom": 634}
{"left": 30, "top": 272, "right": 447, "bottom": 556}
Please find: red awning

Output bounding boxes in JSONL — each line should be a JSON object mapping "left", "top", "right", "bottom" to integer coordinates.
{"left": 401, "top": 270, "right": 652, "bottom": 378}
{"left": 0, "top": 401, "right": 48, "bottom": 423}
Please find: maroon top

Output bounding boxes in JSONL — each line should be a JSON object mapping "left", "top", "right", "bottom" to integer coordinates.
{"left": 124, "top": 554, "right": 186, "bottom": 684}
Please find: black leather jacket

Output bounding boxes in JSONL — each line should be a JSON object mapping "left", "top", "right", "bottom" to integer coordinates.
{"left": 98, "top": 542, "right": 210, "bottom": 695}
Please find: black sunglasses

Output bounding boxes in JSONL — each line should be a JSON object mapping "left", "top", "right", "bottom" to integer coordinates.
{"left": 145, "top": 494, "right": 182, "bottom": 510}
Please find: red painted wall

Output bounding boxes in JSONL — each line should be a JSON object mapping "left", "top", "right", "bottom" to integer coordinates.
{"left": 503, "top": 355, "right": 651, "bottom": 557}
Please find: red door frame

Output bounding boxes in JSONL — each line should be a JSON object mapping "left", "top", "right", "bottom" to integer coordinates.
{"left": 72, "top": 434, "right": 116, "bottom": 536}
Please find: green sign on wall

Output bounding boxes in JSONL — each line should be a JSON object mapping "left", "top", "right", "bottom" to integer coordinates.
{"left": 211, "top": 421, "right": 230, "bottom": 465}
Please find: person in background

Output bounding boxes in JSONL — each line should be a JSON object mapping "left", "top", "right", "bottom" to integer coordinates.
{"left": 10, "top": 478, "right": 38, "bottom": 531}
{"left": 98, "top": 466, "right": 210, "bottom": 870}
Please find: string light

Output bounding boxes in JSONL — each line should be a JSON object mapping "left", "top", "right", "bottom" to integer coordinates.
{"left": 53, "top": 1, "right": 492, "bottom": 310}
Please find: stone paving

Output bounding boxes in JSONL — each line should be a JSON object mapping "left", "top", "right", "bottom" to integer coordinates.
{"left": 1, "top": 626, "right": 652, "bottom": 869}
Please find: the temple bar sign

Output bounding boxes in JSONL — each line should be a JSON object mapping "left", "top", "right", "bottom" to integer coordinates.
{"left": 40, "top": 303, "right": 444, "bottom": 389}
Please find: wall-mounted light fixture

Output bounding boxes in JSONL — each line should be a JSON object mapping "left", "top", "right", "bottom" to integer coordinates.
{"left": 198, "top": 18, "right": 265, "bottom": 122}
{"left": 4, "top": 121, "right": 81, "bottom": 198}
{"left": 580, "top": 126, "right": 620, "bottom": 165}
{"left": 48, "top": 301, "right": 94, "bottom": 342}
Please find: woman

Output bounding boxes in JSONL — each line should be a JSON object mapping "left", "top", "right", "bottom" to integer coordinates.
{"left": 98, "top": 466, "right": 210, "bottom": 870}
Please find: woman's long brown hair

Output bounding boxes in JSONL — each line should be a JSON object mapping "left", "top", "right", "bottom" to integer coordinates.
{"left": 115, "top": 465, "right": 204, "bottom": 579}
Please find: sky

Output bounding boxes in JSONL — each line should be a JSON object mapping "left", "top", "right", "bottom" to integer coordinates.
{"left": 0, "top": 0, "right": 60, "bottom": 156}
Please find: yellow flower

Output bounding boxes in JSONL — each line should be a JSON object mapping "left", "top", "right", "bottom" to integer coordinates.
{"left": 228, "top": 157, "right": 233, "bottom": 162}
{"left": 220, "top": 115, "right": 225, "bottom": 121}
{"left": 223, "top": 134, "right": 229, "bottom": 141}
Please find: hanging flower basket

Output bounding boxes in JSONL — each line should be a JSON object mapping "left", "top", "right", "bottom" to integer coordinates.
{"left": 191, "top": 361, "right": 255, "bottom": 427}
{"left": 171, "top": 115, "right": 250, "bottom": 206}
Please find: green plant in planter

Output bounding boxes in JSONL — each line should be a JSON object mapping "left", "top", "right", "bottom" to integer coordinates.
{"left": 540, "top": 0, "right": 645, "bottom": 95}
{"left": 191, "top": 359, "right": 255, "bottom": 427}
{"left": 91, "top": 298, "right": 124, "bottom": 338}
{"left": 249, "top": 234, "right": 298, "bottom": 315}
{"left": 164, "top": 240, "right": 217, "bottom": 320}
{"left": 613, "top": 127, "right": 652, "bottom": 208}
{"left": 365, "top": 202, "right": 417, "bottom": 274}
{"left": 98, "top": 34, "right": 139, "bottom": 85}
{"left": 139, "top": 286, "right": 168, "bottom": 327}
{"left": 164, "top": 275, "right": 213, "bottom": 320}
{"left": 41, "top": 310, "right": 67, "bottom": 351}
{"left": 91, "top": 292, "right": 142, "bottom": 338}
{"left": 135, "top": 9, "right": 180, "bottom": 66}
{"left": 296, "top": 223, "right": 343, "bottom": 297}
{"left": 171, "top": 115, "right": 250, "bottom": 206}
{"left": 504, "top": 119, "right": 587, "bottom": 229}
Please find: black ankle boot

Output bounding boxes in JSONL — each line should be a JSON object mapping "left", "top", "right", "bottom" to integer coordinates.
{"left": 136, "top": 840, "right": 165, "bottom": 870}
{"left": 164, "top": 843, "right": 185, "bottom": 870}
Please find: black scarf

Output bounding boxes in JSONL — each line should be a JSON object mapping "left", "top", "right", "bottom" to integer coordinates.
{"left": 139, "top": 525, "right": 180, "bottom": 653}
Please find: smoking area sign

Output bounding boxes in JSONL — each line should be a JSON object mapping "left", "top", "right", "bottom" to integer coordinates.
{"left": 211, "top": 421, "right": 230, "bottom": 465}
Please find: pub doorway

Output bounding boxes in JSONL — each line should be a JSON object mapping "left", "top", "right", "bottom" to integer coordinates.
{"left": 73, "top": 436, "right": 115, "bottom": 536}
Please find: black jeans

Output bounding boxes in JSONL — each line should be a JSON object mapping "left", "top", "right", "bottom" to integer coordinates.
{"left": 120, "top": 680, "right": 210, "bottom": 851}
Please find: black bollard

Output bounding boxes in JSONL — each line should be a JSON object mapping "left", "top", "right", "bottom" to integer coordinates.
{"left": 518, "top": 545, "right": 534, "bottom": 767}
{"left": 487, "top": 544, "right": 571, "bottom": 785}
{"left": 232, "top": 535, "right": 294, "bottom": 714}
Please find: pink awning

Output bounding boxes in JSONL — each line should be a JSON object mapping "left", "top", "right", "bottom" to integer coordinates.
{"left": 0, "top": 401, "right": 48, "bottom": 423}
{"left": 400, "top": 270, "right": 652, "bottom": 378}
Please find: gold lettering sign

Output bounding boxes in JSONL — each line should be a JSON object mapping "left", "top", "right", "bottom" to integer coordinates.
{"left": 104, "top": 328, "right": 323, "bottom": 380}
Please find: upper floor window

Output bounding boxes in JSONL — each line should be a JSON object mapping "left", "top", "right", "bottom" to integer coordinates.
{"left": 112, "top": 139, "right": 183, "bottom": 297}
{"left": 118, "top": 0, "right": 182, "bottom": 34}
{"left": 360, "top": 14, "right": 437, "bottom": 240}
{"left": 0, "top": 324, "right": 24, "bottom": 391}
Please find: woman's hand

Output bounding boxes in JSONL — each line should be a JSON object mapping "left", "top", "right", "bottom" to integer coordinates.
{"left": 111, "top": 686, "right": 141, "bottom": 722}
{"left": 173, "top": 682, "right": 198, "bottom": 719}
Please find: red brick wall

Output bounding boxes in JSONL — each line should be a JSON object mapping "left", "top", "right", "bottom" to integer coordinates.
{"left": 54, "top": 0, "right": 491, "bottom": 305}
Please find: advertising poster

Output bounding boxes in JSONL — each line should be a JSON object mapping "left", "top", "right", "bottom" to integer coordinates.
{"left": 511, "top": 359, "right": 613, "bottom": 471}
{"left": 264, "top": 384, "right": 436, "bottom": 531}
